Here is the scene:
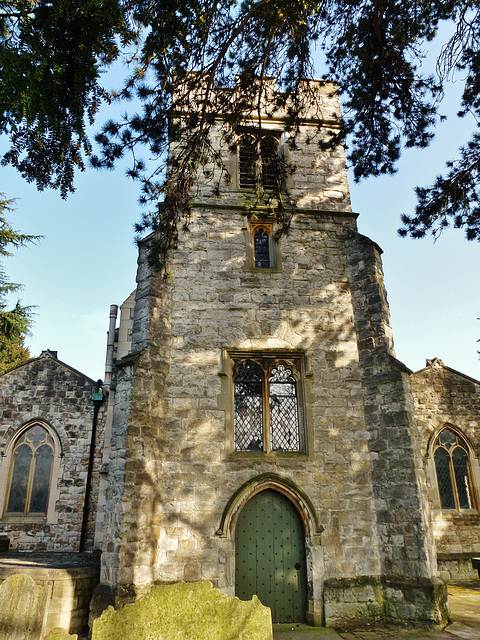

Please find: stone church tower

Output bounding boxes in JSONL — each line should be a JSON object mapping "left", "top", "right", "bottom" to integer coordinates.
{"left": 95, "top": 80, "right": 448, "bottom": 626}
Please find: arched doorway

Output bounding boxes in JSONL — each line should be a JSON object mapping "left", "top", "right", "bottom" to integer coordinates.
{"left": 235, "top": 489, "right": 307, "bottom": 623}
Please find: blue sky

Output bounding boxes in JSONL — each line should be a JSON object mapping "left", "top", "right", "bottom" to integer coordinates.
{"left": 1, "top": 39, "right": 479, "bottom": 382}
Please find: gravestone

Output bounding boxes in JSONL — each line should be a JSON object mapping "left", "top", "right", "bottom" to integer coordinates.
{"left": 92, "top": 580, "right": 273, "bottom": 640}
{"left": 0, "top": 574, "right": 51, "bottom": 640}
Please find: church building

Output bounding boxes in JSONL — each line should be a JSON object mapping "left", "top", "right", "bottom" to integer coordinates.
{"left": 0, "top": 78, "right": 479, "bottom": 634}
{"left": 93, "top": 79, "right": 477, "bottom": 627}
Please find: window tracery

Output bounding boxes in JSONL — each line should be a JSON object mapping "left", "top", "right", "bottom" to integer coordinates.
{"left": 433, "top": 427, "right": 475, "bottom": 511}
{"left": 233, "top": 357, "right": 303, "bottom": 453}
{"left": 4, "top": 424, "right": 54, "bottom": 516}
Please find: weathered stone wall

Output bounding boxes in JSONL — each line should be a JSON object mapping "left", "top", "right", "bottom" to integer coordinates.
{"left": 101, "top": 206, "right": 386, "bottom": 618}
{"left": 0, "top": 351, "right": 106, "bottom": 552}
{"left": 100, "top": 217, "right": 447, "bottom": 624}
{"left": 190, "top": 81, "right": 351, "bottom": 214}
{"left": 411, "top": 359, "right": 480, "bottom": 581}
{"left": 0, "top": 554, "right": 100, "bottom": 636}
{"left": 98, "top": 82, "right": 447, "bottom": 627}
{"left": 345, "top": 233, "right": 437, "bottom": 579}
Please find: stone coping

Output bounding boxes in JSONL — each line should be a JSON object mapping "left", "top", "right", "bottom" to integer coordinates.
{"left": 438, "top": 552, "right": 480, "bottom": 560}
{"left": 0, "top": 552, "right": 100, "bottom": 577}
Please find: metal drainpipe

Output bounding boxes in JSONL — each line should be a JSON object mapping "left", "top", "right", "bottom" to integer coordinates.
{"left": 79, "top": 379, "right": 104, "bottom": 553}
{"left": 104, "top": 304, "right": 118, "bottom": 393}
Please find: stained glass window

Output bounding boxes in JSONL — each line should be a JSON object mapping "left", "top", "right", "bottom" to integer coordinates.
{"left": 5, "top": 425, "right": 54, "bottom": 515}
{"left": 433, "top": 428, "right": 474, "bottom": 510}
{"left": 6, "top": 444, "right": 31, "bottom": 513}
{"left": 233, "top": 358, "right": 302, "bottom": 453}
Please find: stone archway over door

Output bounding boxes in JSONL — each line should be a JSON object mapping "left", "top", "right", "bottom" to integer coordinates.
{"left": 235, "top": 489, "right": 307, "bottom": 623}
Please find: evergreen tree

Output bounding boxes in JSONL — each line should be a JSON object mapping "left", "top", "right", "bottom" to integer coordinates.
{"left": 0, "top": 1, "right": 479, "bottom": 252}
{"left": 0, "top": 195, "right": 41, "bottom": 372}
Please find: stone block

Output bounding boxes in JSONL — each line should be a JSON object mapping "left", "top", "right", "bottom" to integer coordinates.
{"left": 0, "top": 574, "right": 51, "bottom": 640}
{"left": 92, "top": 580, "right": 272, "bottom": 640}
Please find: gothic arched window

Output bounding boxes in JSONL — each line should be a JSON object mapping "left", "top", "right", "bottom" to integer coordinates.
{"left": 254, "top": 229, "right": 271, "bottom": 268}
{"left": 433, "top": 427, "right": 475, "bottom": 510}
{"left": 5, "top": 424, "right": 54, "bottom": 515}
{"left": 233, "top": 358, "right": 303, "bottom": 453}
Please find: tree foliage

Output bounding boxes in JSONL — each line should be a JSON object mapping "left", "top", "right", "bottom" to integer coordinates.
{"left": 0, "top": 1, "right": 479, "bottom": 253}
{"left": 0, "top": 195, "right": 40, "bottom": 372}
{"left": 0, "top": 0, "right": 130, "bottom": 196}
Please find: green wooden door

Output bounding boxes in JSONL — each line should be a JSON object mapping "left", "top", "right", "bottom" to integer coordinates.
{"left": 235, "top": 489, "right": 307, "bottom": 623}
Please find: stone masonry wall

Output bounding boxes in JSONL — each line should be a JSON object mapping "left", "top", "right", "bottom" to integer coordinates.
{"left": 343, "top": 232, "right": 446, "bottom": 625}
{"left": 345, "top": 233, "right": 437, "bottom": 578}
{"left": 411, "top": 360, "right": 480, "bottom": 581}
{"left": 0, "top": 351, "right": 106, "bottom": 552}
{"left": 100, "top": 213, "right": 448, "bottom": 625}
{"left": 100, "top": 205, "right": 387, "bottom": 619}
{"left": 98, "top": 81, "right": 447, "bottom": 626}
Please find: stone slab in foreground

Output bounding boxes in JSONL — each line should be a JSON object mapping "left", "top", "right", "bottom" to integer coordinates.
{"left": 92, "top": 580, "right": 273, "bottom": 640}
{"left": 0, "top": 574, "right": 50, "bottom": 640}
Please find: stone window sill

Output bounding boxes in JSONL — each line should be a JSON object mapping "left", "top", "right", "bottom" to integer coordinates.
{"left": 438, "top": 510, "right": 480, "bottom": 523}
{"left": 223, "top": 451, "right": 311, "bottom": 462}
{"left": 1, "top": 514, "right": 46, "bottom": 524}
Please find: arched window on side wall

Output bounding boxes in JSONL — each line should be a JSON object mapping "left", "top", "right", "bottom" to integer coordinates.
{"left": 433, "top": 427, "right": 475, "bottom": 510}
{"left": 4, "top": 424, "right": 54, "bottom": 515}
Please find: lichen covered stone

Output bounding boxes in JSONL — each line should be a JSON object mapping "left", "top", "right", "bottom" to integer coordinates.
{"left": 0, "top": 573, "right": 50, "bottom": 640}
{"left": 92, "top": 580, "right": 272, "bottom": 640}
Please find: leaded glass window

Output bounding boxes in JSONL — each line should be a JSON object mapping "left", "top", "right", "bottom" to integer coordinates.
{"left": 233, "top": 358, "right": 302, "bottom": 453}
{"left": 5, "top": 425, "right": 54, "bottom": 515}
{"left": 433, "top": 428, "right": 474, "bottom": 511}
{"left": 234, "top": 362, "right": 264, "bottom": 451}
{"left": 269, "top": 365, "right": 300, "bottom": 451}
{"left": 254, "top": 230, "right": 271, "bottom": 268}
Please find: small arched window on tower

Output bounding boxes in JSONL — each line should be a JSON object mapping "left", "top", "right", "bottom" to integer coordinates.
{"left": 433, "top": 427, "right": 475, "bottom": 510}
{"left": 254, "top": 228, "right": 271, "bottom": 268}
{"left": 4, "top": 424, "right": 54, "bottom": 516}
{"left": 247, "top": 222, "right": 278, "bottom": 271}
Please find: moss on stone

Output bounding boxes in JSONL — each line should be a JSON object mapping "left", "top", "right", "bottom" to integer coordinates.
{"left": 0, "top": 573, "right": 51, "bottom": 640}
{"left": 92, "top": 581, "right": 273, "bottom": 640}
